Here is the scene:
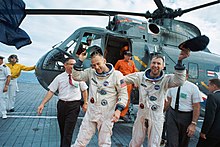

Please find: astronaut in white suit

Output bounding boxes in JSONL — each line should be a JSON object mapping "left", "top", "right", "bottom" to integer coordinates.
{"left": 125, "top": 49, "right": 190, "bottom": 147}
{"left": 72, "top": 45, "right": 128, "bottom": 147}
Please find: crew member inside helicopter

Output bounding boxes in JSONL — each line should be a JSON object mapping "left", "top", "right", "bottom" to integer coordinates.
{"left": 76, "top": 36, "right": 93, "bottom": 56}
{"left": 86, "top": 36, "right": 92, "bottom": 46}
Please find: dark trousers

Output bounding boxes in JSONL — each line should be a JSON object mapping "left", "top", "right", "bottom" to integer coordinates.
{"left": 166, "top": 107, "right": 192, "bottom": 147}
{"left": 162, "top": 111, "right": 168, "bottom": 140}
{"left": 57, "top": 100, "right": 80, "bottom": 147}
{"left": 197, "top": 137, "right": 220, "bottom": 147}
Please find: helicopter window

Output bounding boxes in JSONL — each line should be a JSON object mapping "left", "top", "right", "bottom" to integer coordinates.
{"left": 214, "top": 66, "right": 220, "bottom": 72}
{"left": 42, "top": 49, "right": 66, "bottom": 71}
{"left": 188, "top": 63, "right": 199, "bottom": 79}
{"left": 82, "top": 33, "right": 102, "bottom": 47}
{"left": 66, "top": 40, "right": 75, "bottom": 48}
{"left": 76, "top": 33, "right": 102, "bottom": 57}
{"left": 54, "top": 61, "right": 64, "bottom": 70}
{"left": 65, "top": 40, "right": 78, "bottom": 55}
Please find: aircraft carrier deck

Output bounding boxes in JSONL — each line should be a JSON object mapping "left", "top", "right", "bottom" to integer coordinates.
{"left": 0, "top": 82, "right": 202, "bottom": 147}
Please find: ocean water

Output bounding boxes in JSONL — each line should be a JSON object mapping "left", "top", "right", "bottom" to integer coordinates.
{"left": 17, "top": 72, "right": 39, "bottom": 84}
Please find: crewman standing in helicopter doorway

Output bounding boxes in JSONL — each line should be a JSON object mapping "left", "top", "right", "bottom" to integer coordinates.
{"left": 115, "top": 47, "right": 137, "bottom": 122}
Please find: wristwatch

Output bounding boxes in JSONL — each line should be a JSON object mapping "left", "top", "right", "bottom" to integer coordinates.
{"left": 191, "top": 121, "right": 197, "bottom": 125}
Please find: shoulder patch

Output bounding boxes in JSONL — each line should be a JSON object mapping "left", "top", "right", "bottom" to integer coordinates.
{"left": 120, "top": 79, "right": 127, "bottom": 88}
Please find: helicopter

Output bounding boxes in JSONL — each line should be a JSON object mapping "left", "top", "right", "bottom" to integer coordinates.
{"left": 29, "top": 0, "right": 220, "bottom": 114}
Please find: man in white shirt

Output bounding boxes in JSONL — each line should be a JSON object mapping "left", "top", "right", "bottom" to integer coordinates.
{"left": 165, "top": 70, "right": 202, "bottom": 147}
{"left": 37, "top": 57, "right": 88, "bottom": 147}
{"left": 0, "top": 56, "right": 11, "bottom": 119}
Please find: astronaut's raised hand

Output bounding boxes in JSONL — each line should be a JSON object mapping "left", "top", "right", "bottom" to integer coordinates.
{"left": 174, "top": 48, "right": 190, "bottom": 70}
{"left": 178, "top": 48, "right": 190, "bottom": 61}
{"left": 78, "top": 50, "right": 87, "bottom": 62}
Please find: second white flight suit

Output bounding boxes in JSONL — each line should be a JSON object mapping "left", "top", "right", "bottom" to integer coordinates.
{"left": 125, "top": 68, "right": 186, "bottom": 147}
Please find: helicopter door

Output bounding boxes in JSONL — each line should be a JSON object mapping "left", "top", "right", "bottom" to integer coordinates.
{"left": 131, "top": 39, "right": 150, "bottom": 71}
{"left": 104, "top": 36, "right": 130, "bottom": 66}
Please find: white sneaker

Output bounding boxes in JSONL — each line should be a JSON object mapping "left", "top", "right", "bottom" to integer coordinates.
{"left": 2, "top": 114, "right": 7, "bottom": 119}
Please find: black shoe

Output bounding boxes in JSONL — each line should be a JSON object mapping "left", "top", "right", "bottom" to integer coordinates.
{"left": 9, "top": 109, "right": 15, "bottom": 112}
{"left": 160, "top": 139, "right": 167, "bottom": 146}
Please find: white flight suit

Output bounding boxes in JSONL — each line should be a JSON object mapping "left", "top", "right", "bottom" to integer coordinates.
{"left": 125, "top": 68, "right": 186, "bottom": 147}
{"left": 72, "top": 63, "right": 128, "bottom": 147}
{"left": 0, "top": 64, "right": 11, "bottom": 116}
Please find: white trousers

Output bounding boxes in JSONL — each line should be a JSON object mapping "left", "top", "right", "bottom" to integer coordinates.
{"left": 72, "top": 113, "right": 114, "bottom": 147}
{"left": 0, "top": 81, "right": 7, "bottom": 115}
{"left": 7, "top": 79, "right": 17, "bottom": 110}
{"left": 129, "top": 111, "right": 164, "bottom": 147}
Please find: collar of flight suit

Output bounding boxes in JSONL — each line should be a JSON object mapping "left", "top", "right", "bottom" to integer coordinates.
{"left": 94, "top": 63, "right": 114, "bottom": 77}
{"left": 143, "top": 68, "right": 165, "bottom": 82}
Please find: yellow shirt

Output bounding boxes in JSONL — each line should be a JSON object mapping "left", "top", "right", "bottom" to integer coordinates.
{"left": 6, "top": 63, "right": 35, "bottom": 79}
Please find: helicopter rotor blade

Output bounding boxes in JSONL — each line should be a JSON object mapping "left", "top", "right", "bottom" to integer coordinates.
{"left": 181, "top": 0, "right": 220, "bottom": 15}
{"left": 154, "top": 0, "right": 165, "bottom": 12}
{"left": 154, "top": 0, "right": 220, "bottom": 19}
{"left": 24, "top": 0, "right": 220, "bottom": 19}
{"left": 25, "top": 9, "right": 152, "bottom": 18}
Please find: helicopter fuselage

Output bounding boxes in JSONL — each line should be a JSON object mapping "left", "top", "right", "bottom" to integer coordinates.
{"left": 35, "top": 16, "right": 220, "bottom": 116}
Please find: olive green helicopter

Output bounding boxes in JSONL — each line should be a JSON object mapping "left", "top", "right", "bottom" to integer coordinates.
{"left": 25, "top": 0, "right": 220, "bottom": 114}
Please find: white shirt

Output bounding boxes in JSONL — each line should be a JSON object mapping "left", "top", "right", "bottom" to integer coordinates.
{"left": 213, "top": 89, "right": 220, "bottom": 93}
{"left": 168, "top": 80, "right": 203, "bottom": 112}
{"left": 48, "top": 72, "right": 88, "bottom": 101}
{"left": 0, "top": 64, "right": 11, "bottom": 80}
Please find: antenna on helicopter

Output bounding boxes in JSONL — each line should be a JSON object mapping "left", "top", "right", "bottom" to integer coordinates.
{"left": 99, "top": 12, "right": 112, "bottom": 30}
{"left": 52, "top": 41, "right": 63, "bottom": 48}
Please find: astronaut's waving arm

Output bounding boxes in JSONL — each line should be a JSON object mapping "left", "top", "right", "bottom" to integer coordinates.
{"left": 166, "top": 69, "right": 186, "bottom": 89}
{"left": 72, "top": 58, "right": 90, "bottom": 82}
{"left": 124, "top": 72, "right": 140, "bottom": 85}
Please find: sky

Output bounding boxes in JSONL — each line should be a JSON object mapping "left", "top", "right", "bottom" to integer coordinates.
{"left": 1, "top": 0, "right": 220, "bottom": 66}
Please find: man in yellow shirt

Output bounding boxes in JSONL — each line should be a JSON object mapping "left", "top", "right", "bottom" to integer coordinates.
{"left": 6, "top": 54, "right": 35, "bottom": 112}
